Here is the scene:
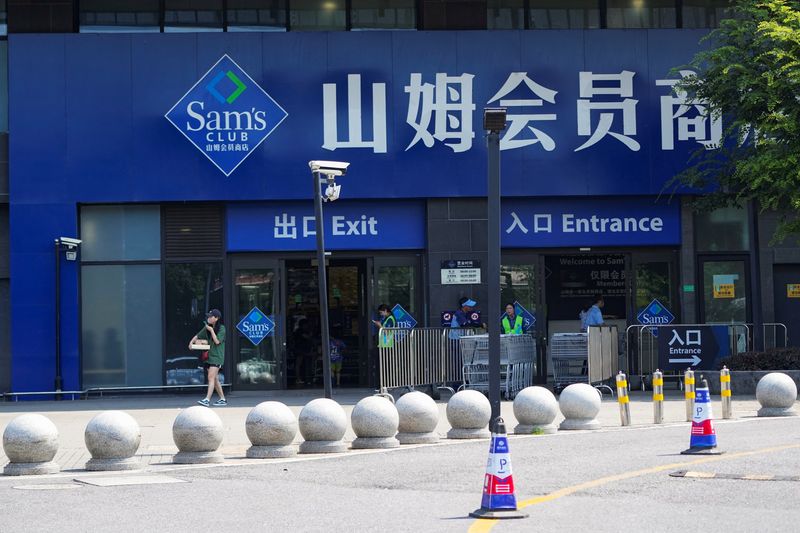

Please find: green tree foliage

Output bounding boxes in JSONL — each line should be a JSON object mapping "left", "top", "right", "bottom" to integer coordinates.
{"left": 675, "top": 0, "right": 800, "bottom": 240}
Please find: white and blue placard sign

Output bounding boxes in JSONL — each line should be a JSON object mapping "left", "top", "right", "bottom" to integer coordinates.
{"left": 499, "top": 301, "right": 536, "bottom": 332}
{"left": 391, "top": 304, "right": 417, "bottom": 329}
{"left": 637, "top": 298, "right": 675, "bottom": 338}
{"left": 502, "top": 197, "right": 681, "bottom": 247}
{"left": 227, "top": 201, "right": 425, "bottom": 251}
{"left": 165, "top": 55, "right": 288, "bottom": 177}
{"left": 236, "top": 307, "right": 275, "bottom": 346}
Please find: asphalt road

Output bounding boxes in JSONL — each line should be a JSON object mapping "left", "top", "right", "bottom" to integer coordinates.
{"left": 1, "top": 415, "right": 798, "bottom": 533}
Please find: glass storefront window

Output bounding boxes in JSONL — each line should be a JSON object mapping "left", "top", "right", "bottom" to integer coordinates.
{"left": 376, "top": 265, "right": 416, "bottom": 316}
{"left": 0, "top": 0, "right": 7, "bottom": 35}
{"left": 487, "top": 0, "right": 525, "bottom": 29}
{"left": 81, "top": 206, "right": 161, "bottom": 261}
{"left": 165, "top": 263, "right": 224, "bottom": 385}
{"left": 351, "top": 0, "right": 415, "bottom": 30}
{"left": 695, "top": 206, "right": 750, "bottom": 252}
{"left": 530, "top": 0, "right": 600, "bottom": 29}
{"left": 81, "top": 265, "right": 162, "bottom": 387}
{"left": 683, "top": 0, "right": 729, "bottom": 29}
{"left": 80, "top": 0, "right": 160, "bottom": 32}
{"left": 607, "top": 0, "right": 676, "bottom": 29}
{"left": 290, "top": 0, "right": 346, "bottom": 31}
{"left": 701, "top": 259, "right": 748, "bottom": 323}
{"left": 165, "top": 0, "right": 224, "bottom": 32}
{"left": 235, "top": 268, "right": 280, "bottom": 386}
{"left": 500, "top": 264, "right": 537, "bottom": 318}
{"left": 228, "top": 0, "right": 287, "bottom": 31}
{"left": 635, "top": 261, "right": 672, "bottom": 311}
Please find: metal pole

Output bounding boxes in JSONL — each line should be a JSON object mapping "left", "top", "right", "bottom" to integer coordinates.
{"left": 313, "top": 170, "right": 333, "bottom": 399}
{"left": 720, "top": 365, "right": 732, "bottom": 419}
{"left": 616, "top": 371, "right": 630, "bottom": 426}
{"left": 487, "top": 129, "right": 502, "bottom": 421}
{"left": 54, "top": 240, "right": 63, "bottom": 395}
{"left": 684, "top": 368, "right": 695, "bottom": 422}
{"left": 652, "top": 369, "right": 663, "bottom": 424}
{"left": 748, "top": 200, "right": 764, "bottom": 352}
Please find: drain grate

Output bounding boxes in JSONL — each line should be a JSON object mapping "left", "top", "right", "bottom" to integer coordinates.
{"left": 670, "top": 470, "right": 800, "bottom": 482}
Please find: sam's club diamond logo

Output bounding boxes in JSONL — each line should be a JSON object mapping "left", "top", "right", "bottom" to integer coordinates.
{"left": 165, "top": 54, "right": 288, "bottom": 176}
{"left": 236, "top": 306, "right": 275, "bottom": 346}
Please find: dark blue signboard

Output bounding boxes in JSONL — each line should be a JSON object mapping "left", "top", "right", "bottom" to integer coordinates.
{"left": 502, "top": 197, "right": 681, "bottom": 247}
{"left": 657, "top": 325, "right": 731, "bottom": 371}
{"left": 236, "top": 307, "right": 275, "bottom": 346}
{"left": 165, "top": 55, "right": 288, "bottom": 176}
{"left": 391, "top": 304, "right": 417, "bottom": 329}
{"left": 637, "top": 298, "right": 675, "bottom": 338}
{"left": 227, "top": 201, "right": 425, "bottom": 251}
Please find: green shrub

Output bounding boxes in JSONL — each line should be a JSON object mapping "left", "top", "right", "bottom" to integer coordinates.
{"left": 720, "top": 348, "right": 800, "bottom": 371}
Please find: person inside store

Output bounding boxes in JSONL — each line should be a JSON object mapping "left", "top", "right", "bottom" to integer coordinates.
{"left": 189, "top": 309, "right": 227, "bottom": 407}
{"left": 372, "top": 304, "right": 396, "bottom": 347}
{"left": 291, "top": 318, "right": 315, "bottom": 385}
{"left": 584, "top": 294, "right": 605, "bottom": 330}
{"left": 502, "top": 302, "right": 523, "bottom": 335}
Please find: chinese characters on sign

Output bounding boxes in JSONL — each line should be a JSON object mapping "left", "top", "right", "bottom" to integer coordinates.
{"left": 657, "top": 325, "right": 731, "bottom": 371}
{"left": 441, "top": 260, "right": 482, "bottom": 285}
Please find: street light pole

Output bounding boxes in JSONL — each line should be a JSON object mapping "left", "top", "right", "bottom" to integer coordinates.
{"left": 312, "top": 168, "right": 333, "bottom": 399}
{"left": 484, "top": 108, "right": 507, "bottom": 423}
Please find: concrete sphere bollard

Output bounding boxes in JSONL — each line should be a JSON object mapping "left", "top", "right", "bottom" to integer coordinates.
{"left": 2, "top": 414, "right": 60, "bottom": 476}
{"left": 558, "top": 383, "right": 602, "bottom": 430}
{"left": 351, "top": 396, "right": 400, "bottom": 449}
{"left": 172, "top": 406, "right": 224, "bottom": 464}
{"left": 513, "top": 386, "right": 559, "bottom": 434}
{"left": 246, "top": 401, "right": 298, "bottom": 458}
{"left": 446, "top": 390, "right": 491, "bottom": 439}
{"left": 84, "top": 411, "right": 142, "bottom": 471}
{"left": 756, "top": 373, "right": 798, "bottom": 417}
{"left": 396, "top": 391, "right": 440, "bottom": 444}
{"left": 298, "top": 398, "right": 348, "bottom": 454}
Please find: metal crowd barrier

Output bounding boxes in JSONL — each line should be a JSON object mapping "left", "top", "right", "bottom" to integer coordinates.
{"left": 377, "top": 327, "right": 479, "bottom": 396}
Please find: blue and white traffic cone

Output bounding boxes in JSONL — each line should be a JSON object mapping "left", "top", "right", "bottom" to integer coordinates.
{"left": 681, "top": 379, "right": 724, "bottom": 455}
{"left": 469, "top": 417, "right": 528, "bottom": 519}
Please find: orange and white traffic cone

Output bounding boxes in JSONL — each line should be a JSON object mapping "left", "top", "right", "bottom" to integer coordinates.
{"left": 469, "top": 417, "right": 528, "bottom": 520}
{"left": 681, "top": 378, "right": 724, "bottom": 455}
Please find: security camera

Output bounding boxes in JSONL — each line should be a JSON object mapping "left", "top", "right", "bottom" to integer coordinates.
{"left": 308, "top": 160, "right": 350, "bottom": 177}
{"left": 324, "top": 183, "right": 342, "bottom": 202}
{"left": 57, "top": 237, "right": 82, "bottom": 248}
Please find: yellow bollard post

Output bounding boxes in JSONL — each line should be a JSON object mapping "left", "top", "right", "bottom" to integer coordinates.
{"left": 684, "top": 368, "right": 695, "bottom": 422}
{"left": 616, "top": 371, "right": 631, "bottom": 426}
{"left": 652, "top": 369, "right": 663, "bottom": 424}
{"left": 720, "top": 366, "right": 732, "bottom": 419}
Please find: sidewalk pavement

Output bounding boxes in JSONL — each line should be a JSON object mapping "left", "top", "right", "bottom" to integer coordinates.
{"left": 0, "top": 388, "right": 785, "bottom": 473}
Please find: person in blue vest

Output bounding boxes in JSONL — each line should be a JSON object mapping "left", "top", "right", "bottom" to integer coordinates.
{"left": 585, "top": 294, "right": 605, "bottom": 330}
{"left": 502, "top": 303, "right": 524, "bottom": 335}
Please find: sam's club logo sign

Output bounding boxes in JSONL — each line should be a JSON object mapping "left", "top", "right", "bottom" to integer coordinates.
{"left": 236, "top": 307, "right": 275, "bottom": 346}
{"left": 165, "top": 55, "right": 288, "bottom": 176}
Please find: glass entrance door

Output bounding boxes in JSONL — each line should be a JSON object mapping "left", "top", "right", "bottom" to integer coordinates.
{"left": 231, "top": 259, "right": 283, "bottom": 389}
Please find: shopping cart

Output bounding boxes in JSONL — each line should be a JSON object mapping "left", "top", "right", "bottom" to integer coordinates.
{"left": 550, "top": 333, "right": 589, "bottom": 394}
{"left": 458, "top": 334, "right": 536, "bottom": 399}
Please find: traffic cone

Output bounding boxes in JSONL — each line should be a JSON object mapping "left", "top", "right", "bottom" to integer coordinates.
{"left": 681, "top": 378, "right": 724, "bottom": 455}
{"left": 469, "top": 417, "right": 528, "bottom": 520}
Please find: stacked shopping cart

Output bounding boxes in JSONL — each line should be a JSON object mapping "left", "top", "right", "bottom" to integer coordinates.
{"left": 550, "top": 333, "right": 589, "bottom": 393}
{"left": 458, "top": 334, "right": 536, "bottom": 399}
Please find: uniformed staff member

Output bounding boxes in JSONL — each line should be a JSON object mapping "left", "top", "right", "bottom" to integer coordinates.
{"left": 502, "top": 303, "right": 523, "bottom": 335}
{"left": 372, "top": 304, "right": 396, "bottom": 347}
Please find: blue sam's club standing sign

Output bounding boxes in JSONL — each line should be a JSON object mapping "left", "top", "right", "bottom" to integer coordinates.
{"left": 636, "top": 298, "right": 675, "bottom": 338}
{"left": 391, "top": 304, "right": 417, "bottom": 329}
{"left": 236, "top": 307, "right": 276, "bottom": 346}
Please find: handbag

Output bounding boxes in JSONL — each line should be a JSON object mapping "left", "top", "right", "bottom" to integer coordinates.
{"left": 200, "top": 350, "right": 209, "bottom": 362}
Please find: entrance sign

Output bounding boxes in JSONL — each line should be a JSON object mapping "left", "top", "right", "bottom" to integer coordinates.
{"left": 165, "top": 55, "right": 288, "bottom": 176}
{"left": 391, "top": 304, "right": 417, "bottom": 329}
{"left": 236, "top": 307, "right": 275, "bottom": 346}
{"left": 227, "top": 201, "right": 425, "bottom": 251}
{"left": 657, "top": 325, "right": 731, "bottom": 371}
{"left": 637, "top": 298, "right": 675, "bottom": 338}
{"left": 441, "top": 260, "right": 482, "bottom": 285}
{"left": 503, "top": 198, "right": 681, "bottom": 247}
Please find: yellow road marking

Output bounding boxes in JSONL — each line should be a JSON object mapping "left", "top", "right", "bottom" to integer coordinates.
{"left": 467, "top": 444, "right": 800, "bottom": 533}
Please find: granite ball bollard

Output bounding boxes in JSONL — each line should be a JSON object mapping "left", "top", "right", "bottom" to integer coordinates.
{"left": 513, "top": 386, "right": 559, "bottom": 434}
{"left": 298, "top": 398, "right": 348, "bottom": 454}
{"left": 246, "top": 401, "right": 298, "bottom": 458}
{"left": 351, "top": 396, "right": 400, "bottom": 449}
{"left": 558, "top": 383, "right": 602, "bottom": 431}
{"left": 172, "top": 406, "right": 224, "bottom": 464}
{"left": 2, "top": 414, "right": 60, "bottom": 476}
{"left": 446, "top": 390, "right": 491, "bottom": 439}
{"left": 84, "top": 411, "right": 142, "bottom": 471}
{"left": 756, "top": 373, "right": 798, "bottom": 417}
{"left": 396, "top": 391, "right": 440, "bottom": 444}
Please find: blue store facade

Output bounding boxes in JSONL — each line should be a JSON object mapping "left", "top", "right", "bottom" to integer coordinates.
{"left": 3, "top": 1, "right": 799, "bottom": 396}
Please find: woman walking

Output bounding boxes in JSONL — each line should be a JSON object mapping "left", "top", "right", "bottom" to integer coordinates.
{"left": 189, "top": 309, "right": 227, "bottom": 407}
